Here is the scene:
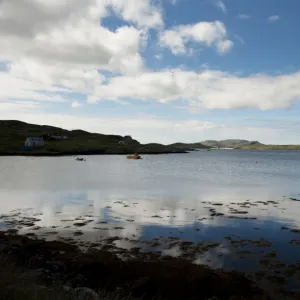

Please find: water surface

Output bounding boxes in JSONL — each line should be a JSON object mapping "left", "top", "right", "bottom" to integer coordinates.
{"left": 1, "top": 150, "right": 300, "bottom": 288}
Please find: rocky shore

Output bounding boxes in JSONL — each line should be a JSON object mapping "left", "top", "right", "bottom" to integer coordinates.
{"left": 1, "top": 198, "right": 300, "bottom": 299}
{"left": 0, "top": 231, "right": 273, "bottom": 300}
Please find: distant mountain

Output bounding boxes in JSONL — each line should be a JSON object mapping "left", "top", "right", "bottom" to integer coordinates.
{"left": 168, "top": 142, "right": 210, "bottom": 149}
{"left": 201, "top": 139, "right": 262, "bottom": 148}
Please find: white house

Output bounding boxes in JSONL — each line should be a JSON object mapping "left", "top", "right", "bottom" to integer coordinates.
{"left": 24, "top": 137, "right": 45, "bottom": 148}
{"left": 118, "top": 135, "right": 133, "bottom": 145}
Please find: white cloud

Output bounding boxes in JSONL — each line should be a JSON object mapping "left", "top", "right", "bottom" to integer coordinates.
{"left": 216, "top": 40, "right": 234, "bottom": 54}
{"left": 0, "top": 101, "right": 40, "bottom": 114}
{"left": 8, "top": 59, "right": 105, "bottom": 93}
{"left": 71, "top": 101, "right": 83, "bottom": 108}
{"left": 0, "top": 0, "right": 164, "bottom": 105}
{"left": 0, "top": 0, "right": 239, "bottom": 111}
{"left": 160, "top": 21, "right": 233, "bottom": 55}
{"left": 108, "top": 0, "right": 163, "bottom": 28}
{"left": 87, "top": 69, "right": 300, "bottom": 111}
{"left": 268, "top": 15, "right": 280, "bottom": 22}
{"left": 213, "top": 0, "right": 227, "bottom": 14}
{"left": 237, "top": 14, "right": 251, "bottom": 20}
{"left": 0, "top": 68, "right": 68, "bottom": 102}
{"left": 0, "top": 0, "right": 160, "bottom": 76}
{"left": 160, "top": 30, "right": 186, "bottom": 55}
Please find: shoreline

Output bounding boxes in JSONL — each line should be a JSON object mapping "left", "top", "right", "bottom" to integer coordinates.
{"left": 1, "top": 197, "right": 300, "bottom": 299}
{"left": 2, "top": 148, "right": 300, "bottom": 157}
{"left": 0, "top": 150, "right": 187, "bottom": 157}
{"left": 0, "top": 231, "right": 273, "bottom": 300}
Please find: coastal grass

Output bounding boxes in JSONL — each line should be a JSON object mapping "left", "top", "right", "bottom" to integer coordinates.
{"left": 0, "top": 120, "right": 124, "bottom": 154}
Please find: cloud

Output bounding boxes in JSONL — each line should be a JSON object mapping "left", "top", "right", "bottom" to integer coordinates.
{"left": 108, "top": 0, "right": 163, "bottom": 29}
{"left": 212, "top": 0, "right": 227, "bottom": 14}
{"left": 237, "top": 14, "right": 251, "bottom": 20}
{"left": 268, "top": 15, "right": 280, "bottom": 22}
{"left": 0, "top": 0, "right": 162, "bottom": 76}
{"left": 0, "top": 67, "right": 69, "bottom": 102}
{"left": 87, "top": 69, "right": 300, "bottom": 111}
{"left": 7, "top": 59, "right": 105, "bottom": 93}
{"left": 159, "top": 21, "right": 233, "bottom": 55}
{"left": 71, "top": 101, "right": 83, "bottom": 108}
{"left": 0, "top": 0, "right": 163, "bottom": 105}
{"left": 0, "top": 0, "right": 239, "bottom": 112}
{"left": 0, "top": 101, "right": 40, "bottom": 114}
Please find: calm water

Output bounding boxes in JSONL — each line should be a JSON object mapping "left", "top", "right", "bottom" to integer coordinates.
{"left": 0, "top": 150, "right": 300, "bottom": 281}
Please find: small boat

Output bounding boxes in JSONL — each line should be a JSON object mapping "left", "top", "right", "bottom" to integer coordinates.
{"left": 127, "top": 154, "right": 141, "bottom": 159}
{"left": 76, "top": 157, "right": 86, "bottom": 161}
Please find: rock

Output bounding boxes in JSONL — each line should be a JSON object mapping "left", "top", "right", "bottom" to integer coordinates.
{"left": 72, "top": 287, "right": 99, "bottom": 300}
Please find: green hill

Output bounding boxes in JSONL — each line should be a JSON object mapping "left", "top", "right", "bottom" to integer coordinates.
{"left": 200, "top": 139, "right": 300, "bottom": 150}
{"left": 201, "top": 139, "right": 262, "bottom": 148}
{"left": 0, "top": 120, "right": 186, "bottom": 155}
{"left": 168, "top": 142, "right": 210, "bottom": 150}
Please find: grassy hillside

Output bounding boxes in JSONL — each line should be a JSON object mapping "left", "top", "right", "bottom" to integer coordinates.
{"left": 201, "top": 139, "right": 262, "bottom": 148}
{"left": 234, "top": 144, "right": 300, "bottom": 150}
{"left": 0, "top": 120, "right": 185, "bottom": 155}
{"left": 197, "top": 139, "right": 300, "bottom": 150}
{"left": 168, "top": 142, "right": 210, "bottom": 150}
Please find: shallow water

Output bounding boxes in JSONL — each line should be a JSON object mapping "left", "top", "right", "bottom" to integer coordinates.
{"left": 0, "top": 150, "right": 300, "bottom": 288}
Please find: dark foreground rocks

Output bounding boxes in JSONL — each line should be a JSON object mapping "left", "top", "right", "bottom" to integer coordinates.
{"left": 0, "top": 231, "right": 274, "bottom": 300}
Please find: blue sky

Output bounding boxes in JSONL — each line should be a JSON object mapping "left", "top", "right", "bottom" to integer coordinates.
{"left": 0, "top": 0, "right": 300, "bottom": 144}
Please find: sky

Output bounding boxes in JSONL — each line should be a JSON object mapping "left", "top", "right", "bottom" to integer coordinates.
{"left": 1, "top": 0, "right": 300, "bottom": 144}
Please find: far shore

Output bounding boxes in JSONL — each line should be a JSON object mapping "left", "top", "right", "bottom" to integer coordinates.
{"left": 0, "top": 150, "right": 187, "bottom": 157}
{"left": 2, "top": 147, "right": 300, "bottom": 157}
